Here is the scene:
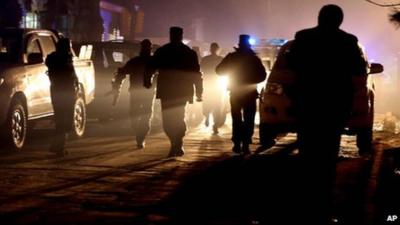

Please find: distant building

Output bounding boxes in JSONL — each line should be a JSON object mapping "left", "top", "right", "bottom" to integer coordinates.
{"left": 100, "top": 0, "right": 143, "bottom": 41}
{"left": 18, "top": 0, "right": 143, "bottom": 42}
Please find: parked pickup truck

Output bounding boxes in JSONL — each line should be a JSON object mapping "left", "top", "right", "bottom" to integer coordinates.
{"left": 0, "top": 28, "right": 95, "bottom": 150}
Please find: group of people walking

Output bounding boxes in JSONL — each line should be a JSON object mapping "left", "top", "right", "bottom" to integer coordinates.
{"left": 47, "top": 4, "right": 367, "bottom": 224}
{"left": 46, "top": 4, "right": 366, "bottom": 160}
{"left": 112, "top": 28, "right": 267, "bottom": 157}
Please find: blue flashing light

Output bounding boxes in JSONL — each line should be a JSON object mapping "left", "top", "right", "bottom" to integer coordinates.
{"left": 249, "top": 38, "right": 257, "bottom": 46}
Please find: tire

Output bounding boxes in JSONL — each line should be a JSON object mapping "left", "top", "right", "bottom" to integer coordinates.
{"left": 4, "top": 99, "right": 28, "bottom": 150}
{"left": 72, "top": 96, "right": 86, "bottom": 138}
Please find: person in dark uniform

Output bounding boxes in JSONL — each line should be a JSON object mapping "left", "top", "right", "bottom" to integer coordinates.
{"left": 144, "top": 27, "right": 203, "bottom": 157}
{"left": 201, "top": 42, "right": 224, "bottom": 134}
{"left": 216, "top": 35, "right": 266, "bottom": 154}
{"left": 288, "top": 5, "right": 367, "bottom": 224}
{"left": 112, "top": 39, "right": 155, "bottom": 149}
{"left": 45, "top": 38, "right": 78, "bottom": 156}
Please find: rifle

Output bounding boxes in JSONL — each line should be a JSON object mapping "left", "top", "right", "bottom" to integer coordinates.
{"left": 105, "top": 70, "right": 122, "bottom": 106}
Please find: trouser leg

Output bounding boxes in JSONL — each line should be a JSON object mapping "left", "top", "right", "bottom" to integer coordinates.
{"left": 53, "top": 104, "right": 66, "bottom": 148}
{"left": 161, "top": 99, "right": 187, "bottom": 147}
{"left": 136, "top": 95, "right": 155, "bottom": 140}
{"left": 297, "top": 121, "right": 342, "bottom": 224}
{"left": 230, "top": 96, "right": 243, "bottom": 145}
{"left": 212, "top": 94, "right": 224, "bottom": 128}
{"left": 51, "top": 91, "right": 75, "bottom": 151}
{"left": 130, "top": 93, "right": 140, "bottom": 135}
{"left": 259, "top": 123, "right": 278, "bottom": 145}
{"left": 243, "top": 97, "right": 256, "bottom": 145}
{"left": 202, "top": 98, "right": 212, "bottom": 118}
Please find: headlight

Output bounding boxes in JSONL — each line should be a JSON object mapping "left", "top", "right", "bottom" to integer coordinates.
{"left": 217, "top": 76, "right": 229, "bottom": 90}
{"left": 266, "top": 83, "right": 284, "bottom": 95}
{"left": 0, "top": 78, "right": 4, "bottom": 86}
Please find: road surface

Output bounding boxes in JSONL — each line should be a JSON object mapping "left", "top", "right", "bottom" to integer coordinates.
{"left": 0, "top": 116, "right": 397, "bottom": 225}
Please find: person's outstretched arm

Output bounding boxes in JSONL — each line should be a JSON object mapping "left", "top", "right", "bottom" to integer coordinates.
{"left": 144, "top": 51, "right": 159, "bottom": 88}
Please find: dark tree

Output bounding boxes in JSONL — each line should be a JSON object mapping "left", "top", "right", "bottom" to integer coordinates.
{"left": 42, "top": 0, "right": 69, "bottom": 30}
{"left": 41, "top": 0, "right": 103, "bottom": 41}
{"left": 0, "top": 0, "right": 23, "bottom": 28}
{"left": 390, "top": 10, "right": 400, "bottom": 27}
{"left": 69, "top": 0, "right": 103, "bottom": 41}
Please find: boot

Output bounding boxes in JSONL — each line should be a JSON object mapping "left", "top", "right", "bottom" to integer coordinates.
{"left": 204, "top": 115, "right": 210, "bottom": 127}
{"left": 232, "top": 143, "right": 242, "bottom": 154}
{"left": 242, "top": 143, "right": 251, "bottom": 155}
{"left": 136, "top": 136, "right": 145, "bottom": 149}
{"left": 167, "top": 139, "right": 185, "bottom": 157}
{"left": 212, "top": 125, "right": 219, "bottom": 135}
{"left": 254, "top": 140, "right": 276, "bottom": 154}
{"left": 50, "top": 134, "right": 66, "bottom": 156}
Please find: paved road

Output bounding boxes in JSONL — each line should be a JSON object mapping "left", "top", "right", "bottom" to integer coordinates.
{"left": 0, "top": 118, "right": 394, "bottom": 225}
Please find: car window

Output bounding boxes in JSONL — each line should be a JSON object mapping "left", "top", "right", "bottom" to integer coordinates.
{"left": 27, "top": 39, "right": 41, "bottom": 55}
{"left": 112, "top": 51, "right": 125, "bottom": 63}
{"left": 38, "top": 35, "right": 56, "bottom": 57}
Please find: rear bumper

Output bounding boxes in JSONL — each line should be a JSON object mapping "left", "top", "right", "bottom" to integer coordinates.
{"left": 259, "top": 91, "right": 373, "bottom": 132}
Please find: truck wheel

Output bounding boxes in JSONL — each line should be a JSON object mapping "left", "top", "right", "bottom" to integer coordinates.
{"left": 4, "top": 99, "right": 27, "bottom": 150}
{"left": 72, "top": 96, "right": 86, "bottom": 138}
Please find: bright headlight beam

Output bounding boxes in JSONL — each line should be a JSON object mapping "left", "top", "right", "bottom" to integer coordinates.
{"left": 217, "top": 76, "right": 229, "bottom": 90}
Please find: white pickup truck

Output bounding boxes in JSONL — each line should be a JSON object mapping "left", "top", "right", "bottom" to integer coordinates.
{"left": 0, "top": 28, "right": 95, "bottom": 150}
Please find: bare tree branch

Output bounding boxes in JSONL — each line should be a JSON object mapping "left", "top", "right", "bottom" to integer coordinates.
{"left": 390, "top": 10, "right": 400, "bottom": 27}
{"left": 365, "top": 0, "right": 400, "bottom": 7}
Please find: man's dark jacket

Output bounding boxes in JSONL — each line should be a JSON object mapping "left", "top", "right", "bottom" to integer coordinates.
{"left": 146, "top": 42, "right": 202, "bottom": 102}
{"left": 289, "top": 27, "right": 367, "bottom": 117}
{"left": 216, "top": 48, "right": 266, "bottom": 95}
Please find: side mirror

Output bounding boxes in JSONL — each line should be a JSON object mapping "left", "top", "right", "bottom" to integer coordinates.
{"left": 369, "top": 63, "right": 384, "bottom": 74}
{"left": 27, "top": 53, "right": 44, "bottom": 64}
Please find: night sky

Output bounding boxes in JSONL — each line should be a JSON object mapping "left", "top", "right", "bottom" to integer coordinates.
{"left": 137, "top": 0, "right": 400, "bottom": 70}
{"left": 137, "top": 0, "right": 269, "bottom": 47}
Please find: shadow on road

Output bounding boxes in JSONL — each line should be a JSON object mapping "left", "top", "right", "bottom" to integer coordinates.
{"left": 147, "top": 151, "right": 370, "bottom": 225}
{"left": 151, "top": 154, "right": 303, "bottom": 225}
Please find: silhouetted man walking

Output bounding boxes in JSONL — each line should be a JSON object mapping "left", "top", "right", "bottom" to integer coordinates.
{"left": 201, "top": 42, "right": 224, "bottom": 134}
{"left": 112, "top": 39, "right": 155, "bottom": 149}
{"left": 216, "top": 35, "right": 266, "bottom": 154}
{"left": 289, "top": 5, "right": 367, "bottom": 224}
{"left": 145, "top": 27, "right": 203, "bottom": 157}
{"left": 46, "top": 38, "right": 78, "bottom": 156}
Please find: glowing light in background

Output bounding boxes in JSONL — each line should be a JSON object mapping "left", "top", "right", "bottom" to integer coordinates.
{"left": 249, "top": 37, "right": 257, "bottom": 46}
{"left": 217, "top": 76, "right": 229, "bottom": 91}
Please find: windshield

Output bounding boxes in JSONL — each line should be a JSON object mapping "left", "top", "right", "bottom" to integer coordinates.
{"left": 0, "top": 33, "right": 21, "bottom": 62}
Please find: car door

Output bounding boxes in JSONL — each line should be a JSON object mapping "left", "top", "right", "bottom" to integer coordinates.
{"left": 37, "top": 33, "right": 57, "bottom": 115}
{"left": 24, "top": 34, "right": 52, "bottom": 118}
